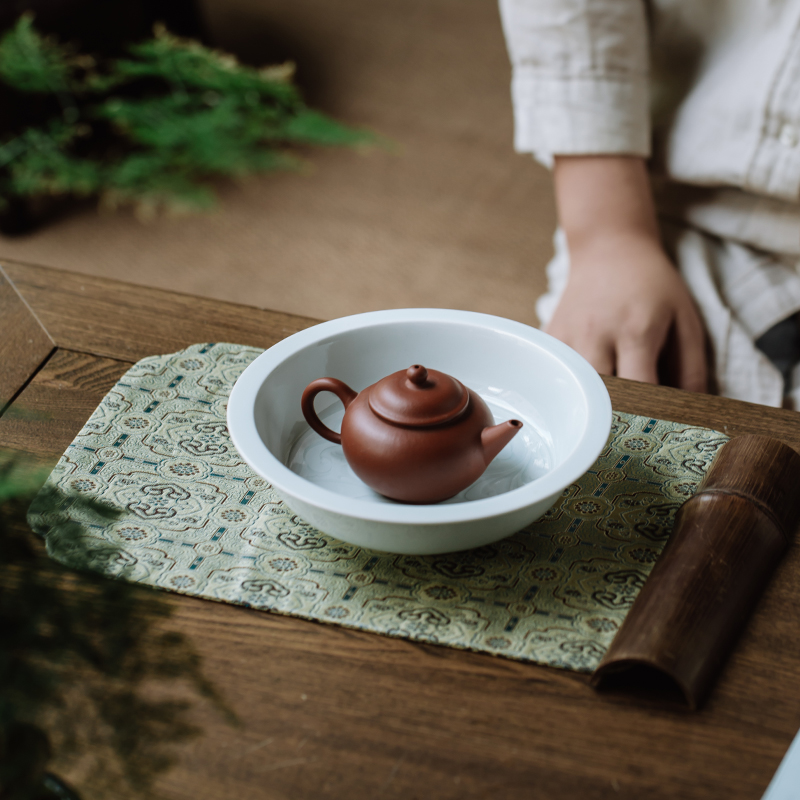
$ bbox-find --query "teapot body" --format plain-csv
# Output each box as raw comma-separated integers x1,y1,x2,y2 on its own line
341,388,495,504
300,365,522,504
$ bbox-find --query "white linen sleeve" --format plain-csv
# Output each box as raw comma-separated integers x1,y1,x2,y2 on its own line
498,0,651,166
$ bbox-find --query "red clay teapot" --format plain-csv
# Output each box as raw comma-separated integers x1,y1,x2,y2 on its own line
301,364,522,503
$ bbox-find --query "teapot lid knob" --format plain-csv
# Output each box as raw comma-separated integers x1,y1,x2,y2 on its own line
368,364,469,427
406,365,429,386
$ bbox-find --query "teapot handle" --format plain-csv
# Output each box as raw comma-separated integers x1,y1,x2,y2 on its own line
301,378,358,445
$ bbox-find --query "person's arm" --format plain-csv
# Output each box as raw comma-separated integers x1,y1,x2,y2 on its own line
548,155,707,391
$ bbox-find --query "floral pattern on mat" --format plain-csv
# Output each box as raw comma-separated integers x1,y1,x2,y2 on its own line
28,343,728,673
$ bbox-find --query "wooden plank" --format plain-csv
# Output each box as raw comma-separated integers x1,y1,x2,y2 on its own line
144,593,798,800
606,376,800,447
0,349,130,462
0,264,54,409
4,350,800,799
1,260,317,363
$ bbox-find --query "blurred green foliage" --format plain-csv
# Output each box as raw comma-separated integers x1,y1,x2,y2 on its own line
0,15,374,218
1,453,235,799
0,15,75,94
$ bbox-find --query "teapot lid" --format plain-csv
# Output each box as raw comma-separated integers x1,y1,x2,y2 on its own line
368,365,469,427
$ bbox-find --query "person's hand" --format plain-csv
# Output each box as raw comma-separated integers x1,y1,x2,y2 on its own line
550,155,707,392
547,231,707,391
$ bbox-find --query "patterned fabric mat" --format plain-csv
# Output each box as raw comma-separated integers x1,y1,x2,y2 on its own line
29,343,729,673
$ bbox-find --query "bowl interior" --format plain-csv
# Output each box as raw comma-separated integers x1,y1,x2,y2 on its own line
252,318,593,504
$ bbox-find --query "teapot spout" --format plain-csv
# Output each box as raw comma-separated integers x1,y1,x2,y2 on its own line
481,419,523,466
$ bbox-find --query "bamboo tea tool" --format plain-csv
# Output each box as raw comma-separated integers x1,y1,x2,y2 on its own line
592,434,800,708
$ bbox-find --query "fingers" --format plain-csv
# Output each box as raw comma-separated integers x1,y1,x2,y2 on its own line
605,309,666,384
580,337,616,377
615,338,661,384
548,320,660,382
545,319,616,377
613,316,707,391
543,265,709,392
614,308,707,391
672,305,708,393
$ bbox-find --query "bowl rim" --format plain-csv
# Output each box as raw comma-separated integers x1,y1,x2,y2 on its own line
227,308,612,525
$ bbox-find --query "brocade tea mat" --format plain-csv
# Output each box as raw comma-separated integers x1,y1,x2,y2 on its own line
28,343,729,673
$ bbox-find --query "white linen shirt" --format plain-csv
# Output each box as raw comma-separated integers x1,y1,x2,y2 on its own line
499,0,800,406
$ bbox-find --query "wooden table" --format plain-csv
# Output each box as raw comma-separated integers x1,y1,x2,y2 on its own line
3,259,800,800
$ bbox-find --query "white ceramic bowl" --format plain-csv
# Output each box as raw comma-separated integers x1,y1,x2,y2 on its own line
227,309,611,555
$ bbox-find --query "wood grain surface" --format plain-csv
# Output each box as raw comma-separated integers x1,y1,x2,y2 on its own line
0,349,130,461
3,261,800,800
1,259,317,363
0,264,54,409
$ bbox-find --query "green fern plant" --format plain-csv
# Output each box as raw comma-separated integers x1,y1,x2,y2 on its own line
0,15,373,218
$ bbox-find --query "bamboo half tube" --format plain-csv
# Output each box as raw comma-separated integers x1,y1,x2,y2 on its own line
591,435,800,709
